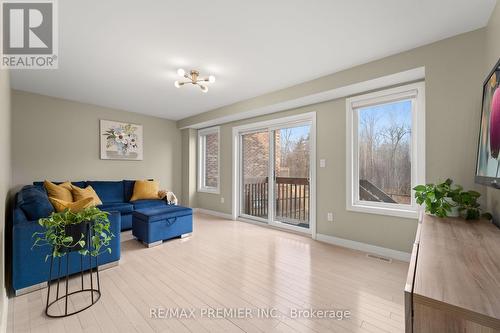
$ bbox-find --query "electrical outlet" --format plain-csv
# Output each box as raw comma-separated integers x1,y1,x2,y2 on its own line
320,159,326,168
220,197,225,203
327,212,334,222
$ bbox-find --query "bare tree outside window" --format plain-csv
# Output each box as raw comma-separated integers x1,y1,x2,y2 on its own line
274,125,311,227
358,100,412,205
276,126,310,178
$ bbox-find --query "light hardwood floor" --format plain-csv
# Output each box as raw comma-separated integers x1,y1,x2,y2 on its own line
7,213,408,333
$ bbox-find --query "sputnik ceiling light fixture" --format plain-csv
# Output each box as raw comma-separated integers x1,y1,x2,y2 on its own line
174,69,215,93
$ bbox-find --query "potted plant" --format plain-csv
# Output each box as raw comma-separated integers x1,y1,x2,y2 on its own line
451,190,493,220
413,179,492,220
413,179,461,217
32,207,114,260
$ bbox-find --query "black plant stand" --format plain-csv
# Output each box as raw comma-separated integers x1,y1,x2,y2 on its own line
45,222,101,318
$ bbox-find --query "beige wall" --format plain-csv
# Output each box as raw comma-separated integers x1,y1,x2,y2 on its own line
11,91,182,197
486,3,500,75
485,3,500,221
186,28,486,253
0,70,11,327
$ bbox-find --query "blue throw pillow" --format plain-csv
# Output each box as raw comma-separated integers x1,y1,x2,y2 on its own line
17,185,54,221
87,181,124,203
123,180,136,202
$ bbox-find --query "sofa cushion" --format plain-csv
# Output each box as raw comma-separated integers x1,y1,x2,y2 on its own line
133,205,192,222
121,213,133,230
17,186,54,220
131,199,166,210
98,203,134,214
123,180,135,202
87,181,124,203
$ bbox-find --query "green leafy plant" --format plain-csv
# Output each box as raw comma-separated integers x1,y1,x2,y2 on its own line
413,179,460,217
451,190,493,221
33,207,114,260
413,179,492,220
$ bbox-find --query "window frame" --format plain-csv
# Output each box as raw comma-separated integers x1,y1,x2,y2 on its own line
198,126,221,194
345,82,425,219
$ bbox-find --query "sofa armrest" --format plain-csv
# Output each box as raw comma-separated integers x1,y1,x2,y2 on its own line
13,208,28,225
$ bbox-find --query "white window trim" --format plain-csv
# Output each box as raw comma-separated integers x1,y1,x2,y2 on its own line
198,126,220,194
346,82,425,219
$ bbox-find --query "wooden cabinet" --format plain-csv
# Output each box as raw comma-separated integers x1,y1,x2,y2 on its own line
405,213,500,333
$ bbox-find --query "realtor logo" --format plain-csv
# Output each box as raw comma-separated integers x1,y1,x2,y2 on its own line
1,0,58,69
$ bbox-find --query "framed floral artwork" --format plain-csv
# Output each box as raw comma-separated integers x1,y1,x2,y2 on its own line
100,120,143,160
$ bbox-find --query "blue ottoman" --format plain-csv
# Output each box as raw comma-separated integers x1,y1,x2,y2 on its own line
132,206,193,247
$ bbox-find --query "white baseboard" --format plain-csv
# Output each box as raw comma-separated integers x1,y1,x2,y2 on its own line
0,287,8,333
194,208,234,220
316,233,411,262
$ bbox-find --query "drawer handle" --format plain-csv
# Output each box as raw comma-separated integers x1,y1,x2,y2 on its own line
165,217,177,226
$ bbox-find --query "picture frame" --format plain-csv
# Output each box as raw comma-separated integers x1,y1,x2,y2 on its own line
100,120,143,160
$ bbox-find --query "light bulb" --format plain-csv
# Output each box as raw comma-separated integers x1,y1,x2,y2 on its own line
177,68,185,77
200,85,208,93
174,80,181,88
208,75,216,83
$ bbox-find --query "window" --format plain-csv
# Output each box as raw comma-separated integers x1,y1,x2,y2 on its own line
346,82,425,218
198,127,220,193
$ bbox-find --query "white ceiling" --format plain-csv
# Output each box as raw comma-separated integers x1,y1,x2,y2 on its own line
10,0,497,121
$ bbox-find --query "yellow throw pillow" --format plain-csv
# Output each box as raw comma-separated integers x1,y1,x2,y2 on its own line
49,197,94,213
130,180,160,201
71,185,102,206
44,181,74,202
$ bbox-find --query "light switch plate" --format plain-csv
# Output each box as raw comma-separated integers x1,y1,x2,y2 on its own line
320,159,326,168
327,212,334,222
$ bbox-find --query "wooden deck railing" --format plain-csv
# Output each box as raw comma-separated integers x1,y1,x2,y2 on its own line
243,177,309,224
244,179,269,217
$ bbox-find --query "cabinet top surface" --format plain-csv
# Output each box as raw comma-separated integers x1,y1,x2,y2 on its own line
414,214,500,321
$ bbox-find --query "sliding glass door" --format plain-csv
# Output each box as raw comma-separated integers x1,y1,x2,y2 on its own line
273,125,311,229
240,130,270,221
238,119,313,233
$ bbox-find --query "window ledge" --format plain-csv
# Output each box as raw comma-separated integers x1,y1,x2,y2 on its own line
347,203,418,220
198,188,220,194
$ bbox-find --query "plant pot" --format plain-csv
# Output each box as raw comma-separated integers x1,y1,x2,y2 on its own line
62,221,90,252
448,206,460,217
444,198,460,217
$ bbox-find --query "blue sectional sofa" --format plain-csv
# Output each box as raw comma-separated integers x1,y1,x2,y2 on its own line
32,180,171,230
12,179,172,294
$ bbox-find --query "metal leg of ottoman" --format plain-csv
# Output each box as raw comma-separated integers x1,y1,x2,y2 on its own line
145,240,162,248
181,233,192,238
